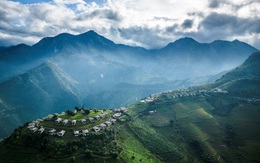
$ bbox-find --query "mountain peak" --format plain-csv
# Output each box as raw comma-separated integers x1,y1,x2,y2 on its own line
172,37,199,45
76,30,115,47
77,30,100,38
165,37,199,48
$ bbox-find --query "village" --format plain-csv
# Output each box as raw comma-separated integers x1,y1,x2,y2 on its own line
27,107,128,137
26,87,239,137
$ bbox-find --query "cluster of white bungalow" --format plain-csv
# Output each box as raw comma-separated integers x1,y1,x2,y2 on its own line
27,122,45,134
27,108,127,137
47,117,118,137
55,112,109,125
161,88,229,100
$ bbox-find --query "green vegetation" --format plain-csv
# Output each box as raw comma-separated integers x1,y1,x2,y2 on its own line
1,87,260,162
1,52,260,162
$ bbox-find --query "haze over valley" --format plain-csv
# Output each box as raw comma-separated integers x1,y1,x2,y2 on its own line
0,30,258,139
0,0,260,162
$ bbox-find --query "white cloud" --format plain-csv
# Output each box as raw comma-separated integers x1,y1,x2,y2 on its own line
0,0,259,49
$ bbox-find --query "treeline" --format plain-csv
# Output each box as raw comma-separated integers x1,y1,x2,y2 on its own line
66,106,104,116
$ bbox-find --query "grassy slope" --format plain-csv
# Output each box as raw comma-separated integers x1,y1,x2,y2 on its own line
1,91,260,163
1,52,260,162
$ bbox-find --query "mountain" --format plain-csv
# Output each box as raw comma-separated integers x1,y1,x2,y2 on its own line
0,62,81,139
0,31,258,82
0,31,258,139
156,37,258,78
207,51,260,97
0,52,259,162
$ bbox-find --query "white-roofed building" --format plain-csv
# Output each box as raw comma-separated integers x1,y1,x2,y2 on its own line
38,127,45,134
105,121,112,126
99,123,106,129
93,126,100,132
89,117,94,122
55,118,62,124
110,118,117,123
71,120,77,125
81,119,86,123
94,115,100,120
62,119,69,125
49,129,56,135
113,113,122,118
82,129,89,136
30,127,38,133
57,130,66,137
73,130,80,136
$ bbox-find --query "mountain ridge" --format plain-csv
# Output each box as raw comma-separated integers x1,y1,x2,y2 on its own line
0,30,259,140
0,51,259,162
0,61,81,139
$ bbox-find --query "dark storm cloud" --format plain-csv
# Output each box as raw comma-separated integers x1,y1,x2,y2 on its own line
77,9,122,21
115,26,171,49
182,19,193,29
208,0,222,8
201,12,260,35
202,13,238,29
165,24,178,33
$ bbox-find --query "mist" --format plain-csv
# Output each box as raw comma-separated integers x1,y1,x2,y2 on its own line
0,31,258,139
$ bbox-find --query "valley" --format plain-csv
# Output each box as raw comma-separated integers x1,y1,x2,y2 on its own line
1,85,259,162
0,31,260,163
1,30,258,140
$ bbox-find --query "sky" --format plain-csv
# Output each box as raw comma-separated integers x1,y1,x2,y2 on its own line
0,0,259,49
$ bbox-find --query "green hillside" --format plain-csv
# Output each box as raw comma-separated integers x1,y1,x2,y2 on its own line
0,62,81,139
0,52,260,162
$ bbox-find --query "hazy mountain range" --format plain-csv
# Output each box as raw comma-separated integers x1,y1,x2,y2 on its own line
0,30,258,139
0,51,259,162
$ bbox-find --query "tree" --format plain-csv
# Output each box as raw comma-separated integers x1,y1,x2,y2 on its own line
84,109,90,115
75,106,81,112
66,109,75,116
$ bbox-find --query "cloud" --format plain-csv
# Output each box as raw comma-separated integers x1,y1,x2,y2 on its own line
76,9,122,21
0,0,259,50
182,19,193,29
201,12,260,35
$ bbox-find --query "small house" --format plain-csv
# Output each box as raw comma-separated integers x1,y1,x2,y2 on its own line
30,127,38,133
47,114,54,119
93,126,100,132
120,107,128,112
81,119,86,123
99,113,106,118
99,123,106,129
38,127,45,134
71,120,77,125
73,130,80,136
28,122,35,127
82,129,89,136
27,125,35,129
110,118,116,123
36,119,43,122
55,118,62,124
89,117,94,122
57,130,66,137
62,119,69,125
94,115,100,120
105,121,112,126
49,129,56,135
149,110,156,114
113,113,122,118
